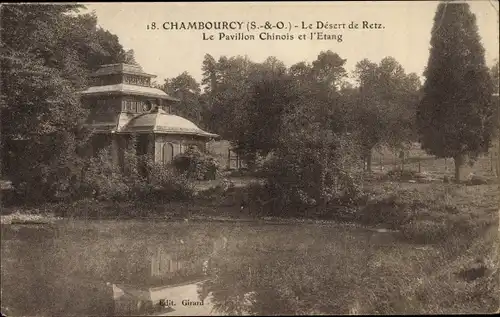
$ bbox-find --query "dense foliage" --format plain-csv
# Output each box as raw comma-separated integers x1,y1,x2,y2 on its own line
0,4,128,202
352,57,422,170
172,147,221,181
81,144,195,203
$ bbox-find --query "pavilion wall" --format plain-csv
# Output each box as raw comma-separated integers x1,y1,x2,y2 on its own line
154,134,208,164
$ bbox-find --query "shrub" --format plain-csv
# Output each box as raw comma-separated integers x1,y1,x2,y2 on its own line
144,160,195,202
260,132,364,218
384,168,419,181
81,146,195,203
466,175,489,185
80,148,133,201
172,147,221,181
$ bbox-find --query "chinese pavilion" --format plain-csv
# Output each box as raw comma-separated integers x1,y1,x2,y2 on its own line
80,63,219,166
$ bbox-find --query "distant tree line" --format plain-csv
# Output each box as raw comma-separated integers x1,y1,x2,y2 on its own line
163,53,422,170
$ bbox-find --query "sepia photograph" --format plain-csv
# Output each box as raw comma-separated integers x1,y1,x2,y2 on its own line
0,1,499,315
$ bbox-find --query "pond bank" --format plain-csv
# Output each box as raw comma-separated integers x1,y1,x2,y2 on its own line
2,182,497,235
0,212,63,225
0,207,398,235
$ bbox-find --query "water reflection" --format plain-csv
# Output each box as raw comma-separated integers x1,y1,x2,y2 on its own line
111,236,227,316
0,222,229,316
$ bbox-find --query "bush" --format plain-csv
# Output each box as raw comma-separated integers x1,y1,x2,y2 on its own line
172,147,221,181
81,146,195,203
259,132,364,218
384,169,419,181
466,175,489,185
143,160,195,202
80,148,134,201
357,194,408,228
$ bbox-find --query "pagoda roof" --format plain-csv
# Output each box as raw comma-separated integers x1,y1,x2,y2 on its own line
80,84,180,101
90,63,156,78
117,108,219,139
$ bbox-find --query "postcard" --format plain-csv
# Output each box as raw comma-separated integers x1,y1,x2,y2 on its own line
0,1,499,316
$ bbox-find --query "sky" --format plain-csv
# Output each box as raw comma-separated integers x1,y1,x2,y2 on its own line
84,1,499,85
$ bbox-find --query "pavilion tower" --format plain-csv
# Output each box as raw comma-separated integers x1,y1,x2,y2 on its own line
80,63,218,167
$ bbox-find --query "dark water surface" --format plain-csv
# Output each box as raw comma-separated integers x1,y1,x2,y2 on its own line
1,220,402,316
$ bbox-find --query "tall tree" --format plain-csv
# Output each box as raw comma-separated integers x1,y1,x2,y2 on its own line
123,49,139,65
311,50,347,91
352,57,420,172
0,4,126,202
201,55,256,138
200,54,219,130
162,72,202,123
491,60,499,94
417,2,494,182
232,57,294,162
490,60,500,142
201,53,218,94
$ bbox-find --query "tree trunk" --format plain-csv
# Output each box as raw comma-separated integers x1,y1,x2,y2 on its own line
366,150,372,173
453,154,463,183
400,151,405,174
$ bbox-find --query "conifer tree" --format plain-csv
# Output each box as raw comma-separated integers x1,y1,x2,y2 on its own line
417,2,494,182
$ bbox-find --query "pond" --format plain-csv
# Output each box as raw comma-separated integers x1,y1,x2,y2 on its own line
1,220,424,316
